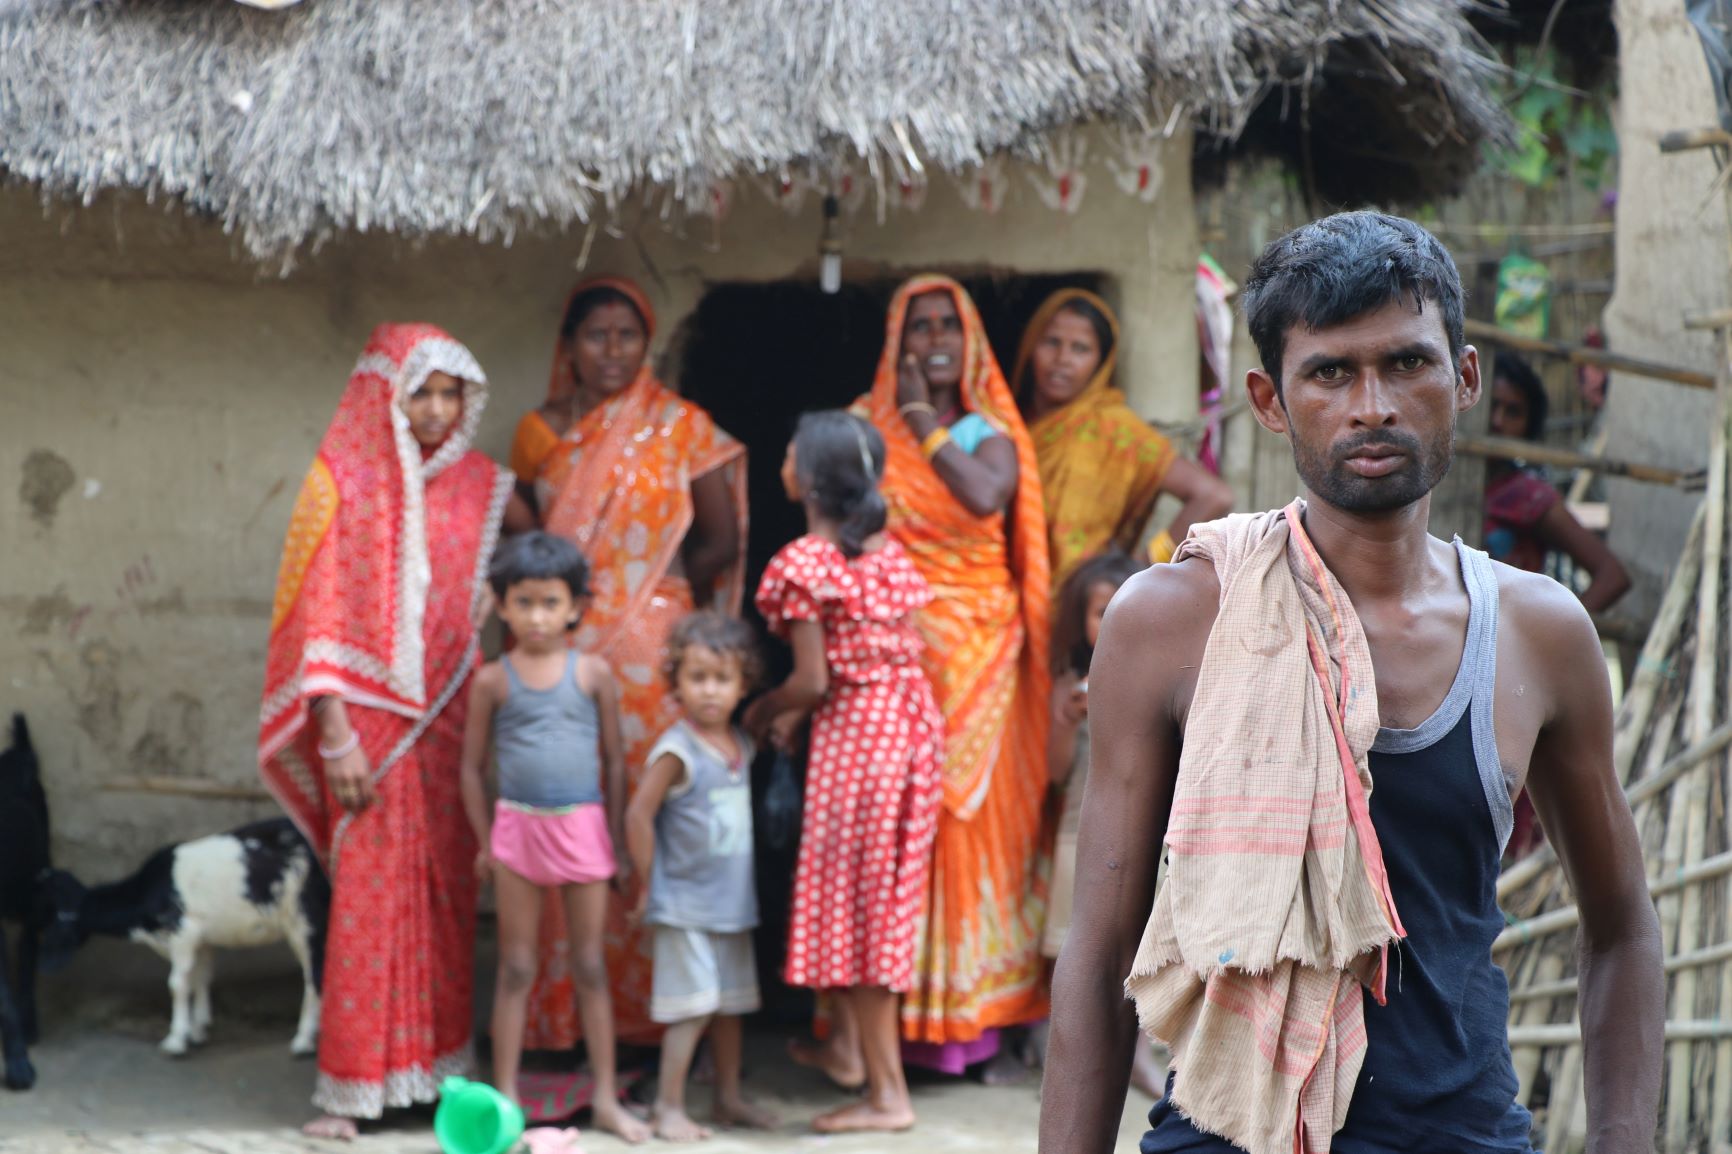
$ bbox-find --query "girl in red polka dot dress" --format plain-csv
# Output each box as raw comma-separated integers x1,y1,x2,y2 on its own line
745,410,945,1134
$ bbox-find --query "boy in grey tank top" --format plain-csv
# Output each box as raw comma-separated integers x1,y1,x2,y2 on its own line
459,532,650,1144
625,612,776,1140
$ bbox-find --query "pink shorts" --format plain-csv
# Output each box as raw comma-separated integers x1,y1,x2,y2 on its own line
491,801,616,887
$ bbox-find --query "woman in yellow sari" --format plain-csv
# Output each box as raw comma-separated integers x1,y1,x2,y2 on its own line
510,277,747,1057
853,275,1052,1073
1013,288,1233,590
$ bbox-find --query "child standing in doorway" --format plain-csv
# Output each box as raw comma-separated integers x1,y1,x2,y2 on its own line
1041,549,1162,1097
459,531,650,1144
625,611,776,1141
746,410,944,1134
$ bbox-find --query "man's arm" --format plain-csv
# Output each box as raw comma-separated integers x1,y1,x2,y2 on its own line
1040,560,1217,1154
1520,581,1662,1154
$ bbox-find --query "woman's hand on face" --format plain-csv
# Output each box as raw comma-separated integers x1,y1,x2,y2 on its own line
327,746,376,813
897,354,932,414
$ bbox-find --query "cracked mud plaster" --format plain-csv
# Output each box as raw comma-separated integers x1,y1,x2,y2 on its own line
20,449,75,527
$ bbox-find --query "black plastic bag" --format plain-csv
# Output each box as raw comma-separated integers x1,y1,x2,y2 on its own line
763,749,803,852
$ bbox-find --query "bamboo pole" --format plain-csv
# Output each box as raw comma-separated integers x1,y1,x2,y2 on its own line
1494,850,1732,954
1614,506,1707,785
1455,435,1698,486
1515,1021,1732,1046
1665,333,1726,1152
1464,319,1717,389
1659,128,1732,153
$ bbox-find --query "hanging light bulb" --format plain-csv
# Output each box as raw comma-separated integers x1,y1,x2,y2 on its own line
819,194,843,295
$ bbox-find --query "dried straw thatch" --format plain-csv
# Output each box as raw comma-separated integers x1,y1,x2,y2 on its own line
0,0,1505,259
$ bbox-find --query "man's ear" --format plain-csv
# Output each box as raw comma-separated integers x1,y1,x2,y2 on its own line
1247,367,1289,435
1456,345,1482,413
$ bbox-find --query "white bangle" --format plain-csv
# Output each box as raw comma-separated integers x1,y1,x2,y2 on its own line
318,731,360,761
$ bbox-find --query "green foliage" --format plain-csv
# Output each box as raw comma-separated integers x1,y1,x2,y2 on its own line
1491,47,1618,189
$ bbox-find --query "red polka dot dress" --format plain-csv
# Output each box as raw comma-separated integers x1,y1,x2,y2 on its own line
756,534,945,992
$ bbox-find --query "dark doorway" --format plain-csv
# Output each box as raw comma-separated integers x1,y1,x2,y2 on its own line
677,269,1109,1021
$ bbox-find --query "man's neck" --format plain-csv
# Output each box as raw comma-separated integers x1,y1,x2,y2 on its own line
1299,495,1444,606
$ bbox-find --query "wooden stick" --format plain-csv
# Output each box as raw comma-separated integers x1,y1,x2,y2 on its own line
1465,319,1717,389
1510,948,1566,1100
1514,1020,1732,1046
1666,333,1725,1151
100,776,273,803
1510,940,1732,1004
1494,848,1732,953
1660,128,1732,153
1614,506,1706,786
1455,435,1697,486
1684,307,1732,331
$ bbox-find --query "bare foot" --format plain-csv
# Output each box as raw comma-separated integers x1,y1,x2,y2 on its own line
652,1103,713,1142
1129,1044,1167,1099
712,1096,777,1130
812,1099,916,1134
593,1098,653,1145
301,1115,359,1141
787,1037,864,1091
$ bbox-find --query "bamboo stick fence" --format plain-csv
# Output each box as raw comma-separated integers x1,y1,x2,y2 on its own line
1494,128,1732,1154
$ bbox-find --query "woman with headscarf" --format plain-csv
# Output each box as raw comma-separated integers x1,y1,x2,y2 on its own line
509,277,748,1054
845,274,1051,1078
1013,288,1234,590
260,323,516,1138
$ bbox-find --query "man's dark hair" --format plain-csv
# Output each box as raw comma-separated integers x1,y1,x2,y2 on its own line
1242,211,1466,397
1493,352,1549,442
488,531,591,601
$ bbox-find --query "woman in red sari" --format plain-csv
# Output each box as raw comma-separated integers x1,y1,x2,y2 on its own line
260,324,516,1138
510,278,747,1051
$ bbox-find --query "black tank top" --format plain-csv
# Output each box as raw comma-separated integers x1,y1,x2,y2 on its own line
1142,542,1533,1154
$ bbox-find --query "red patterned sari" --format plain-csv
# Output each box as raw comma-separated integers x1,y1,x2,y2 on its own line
510,279,747,1047
260,323,513,1118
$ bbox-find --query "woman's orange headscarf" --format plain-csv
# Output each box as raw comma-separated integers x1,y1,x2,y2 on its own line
1013,287,1174,590
862,274,1050,819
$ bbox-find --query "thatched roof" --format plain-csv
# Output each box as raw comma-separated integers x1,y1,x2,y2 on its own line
0,0,1507,259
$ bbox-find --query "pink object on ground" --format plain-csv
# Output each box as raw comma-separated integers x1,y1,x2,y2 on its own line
901,1029,1001,1075
521,1127,585,1154
491,801,615,888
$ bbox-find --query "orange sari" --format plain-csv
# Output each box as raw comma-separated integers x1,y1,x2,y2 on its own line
861,275,1052,1043
1012,288,1175,591
512,279,747,1048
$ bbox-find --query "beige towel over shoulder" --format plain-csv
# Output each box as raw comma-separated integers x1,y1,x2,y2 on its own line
1125,501,1404,1154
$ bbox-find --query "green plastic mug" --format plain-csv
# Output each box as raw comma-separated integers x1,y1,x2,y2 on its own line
434,1076,525,1154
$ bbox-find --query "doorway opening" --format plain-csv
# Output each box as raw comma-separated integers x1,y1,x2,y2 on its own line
675,269,1108,1020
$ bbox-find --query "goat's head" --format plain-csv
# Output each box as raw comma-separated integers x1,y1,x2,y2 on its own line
36,868,87,972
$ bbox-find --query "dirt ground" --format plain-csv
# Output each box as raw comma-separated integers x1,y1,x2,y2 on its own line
1,937,1154,1153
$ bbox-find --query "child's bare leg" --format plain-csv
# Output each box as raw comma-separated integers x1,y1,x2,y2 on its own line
561,880,649,1144
490,865,545,1106
813,987,915,1134
708,1014,775,1129
1129,1037,1166,1099
788,993,864,1090
653,1015,714,1141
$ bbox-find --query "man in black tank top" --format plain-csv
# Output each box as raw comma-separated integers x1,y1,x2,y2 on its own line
1040,212,1662,1154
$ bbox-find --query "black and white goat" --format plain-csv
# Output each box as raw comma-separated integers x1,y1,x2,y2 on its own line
0,714,48,1090
41,818,329,1058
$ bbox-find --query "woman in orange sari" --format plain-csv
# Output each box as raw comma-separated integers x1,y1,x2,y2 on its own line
510,278,747,1054
1013,288,1233,590
852,275,1052,1074
260,324,515,1138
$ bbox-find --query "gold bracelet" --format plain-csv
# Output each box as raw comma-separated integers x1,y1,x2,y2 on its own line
919,427,952,460
899,401,938,420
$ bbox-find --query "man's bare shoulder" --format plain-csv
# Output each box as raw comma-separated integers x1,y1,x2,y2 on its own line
1102,555,1220,667
1487,554,1607,694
